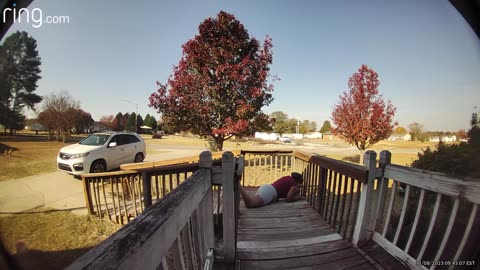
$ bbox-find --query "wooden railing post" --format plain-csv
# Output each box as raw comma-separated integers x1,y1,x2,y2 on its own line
82,177,94,215
221,151,236,264
372,150,391,228
199,151,215,255
352,150,377,246
142,171,152,209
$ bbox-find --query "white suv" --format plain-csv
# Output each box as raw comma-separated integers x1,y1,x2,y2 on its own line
57,132,146,175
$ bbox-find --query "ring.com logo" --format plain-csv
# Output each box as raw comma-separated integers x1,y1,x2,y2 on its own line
2,3,70,28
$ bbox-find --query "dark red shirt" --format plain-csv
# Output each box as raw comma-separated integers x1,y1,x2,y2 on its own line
272,176,297,198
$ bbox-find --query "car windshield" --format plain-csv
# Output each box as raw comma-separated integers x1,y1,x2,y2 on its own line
79,134,110,146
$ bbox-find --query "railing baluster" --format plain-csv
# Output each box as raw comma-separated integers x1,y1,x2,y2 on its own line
131,175,138,217
319,167,327,216
349,179,362,241
343,176,354,239
100,178,111,221
432,198,459,270
121,177,130,222
162,174,166,197
181,222,193,270
95,178,103,217
405,188,425,253
418,193,442,261
160,257,168,270
312,165,319,210
323,169,331,219
393,184,410,245
155,174,160,200
114,178,123,225
329,171,338,224
382,181,397,237
172,238,186,270
450,204,478,270
338,174,348,234
109,177,118,223
333,174,343,230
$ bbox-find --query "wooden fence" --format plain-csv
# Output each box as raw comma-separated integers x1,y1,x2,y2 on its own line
369,150,480,270
70,151,243,269
293,150,370,242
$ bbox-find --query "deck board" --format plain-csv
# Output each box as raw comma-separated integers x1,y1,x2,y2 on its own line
235,191,377,270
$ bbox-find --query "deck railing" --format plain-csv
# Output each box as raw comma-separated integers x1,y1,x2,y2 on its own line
78,148,480,269
82,150,240,224
70,151,243,269
293,150,370,242
369,150,480,270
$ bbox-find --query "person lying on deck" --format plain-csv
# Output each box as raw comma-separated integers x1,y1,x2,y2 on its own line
239,172,304,208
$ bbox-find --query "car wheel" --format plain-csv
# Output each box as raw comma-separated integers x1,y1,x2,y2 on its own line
134,153,144,163
90,160,106,173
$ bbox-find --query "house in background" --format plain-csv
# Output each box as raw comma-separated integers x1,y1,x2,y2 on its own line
388,133,411,141
322,130,336,140
304,132,323,139
93,121,108,132
431,135,457,142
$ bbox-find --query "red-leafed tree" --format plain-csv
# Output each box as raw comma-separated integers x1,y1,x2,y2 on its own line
149,11,276,151
331,65,397,162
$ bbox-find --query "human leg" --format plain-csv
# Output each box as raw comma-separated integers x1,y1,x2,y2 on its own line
239,186,264,208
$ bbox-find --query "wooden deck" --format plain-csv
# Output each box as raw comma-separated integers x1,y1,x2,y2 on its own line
234,190,377,270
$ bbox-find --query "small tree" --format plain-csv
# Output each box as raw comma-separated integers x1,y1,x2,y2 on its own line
149,11,276,151
37,91,80,142
395,126,407,134
74,109,94,134
319,120,332,133
331,65,397,163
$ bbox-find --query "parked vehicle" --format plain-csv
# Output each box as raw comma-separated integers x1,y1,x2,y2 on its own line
279,136,292,143
57,132,146,175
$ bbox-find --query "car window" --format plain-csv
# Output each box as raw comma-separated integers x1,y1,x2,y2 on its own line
128,135,140,143
79,134,110,146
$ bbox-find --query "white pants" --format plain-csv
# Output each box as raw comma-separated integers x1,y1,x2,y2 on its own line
256,184,278,205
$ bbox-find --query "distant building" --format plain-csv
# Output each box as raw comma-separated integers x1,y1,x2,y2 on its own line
322,131,335,140
388,133,412,141
282,133,304,140
304,132,323,139
93,121,108,132
429,135,457,142
254,132,280,141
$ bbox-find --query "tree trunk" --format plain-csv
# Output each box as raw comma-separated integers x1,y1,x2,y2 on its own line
359,149,365,165
213,135,224,151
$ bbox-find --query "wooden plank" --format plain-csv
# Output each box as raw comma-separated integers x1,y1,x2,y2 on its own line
329,171,338,224
417,193,442,261
236,239,352,260
239,215,326,224
431,198,459,270
110,177,119,223
238,225,331,234
181,224,193,270
393,184,410,245
333,173,343,230
338,173,348,234
237,228,336,241
352,151,376,246
383,164,480,204
203,249,215,270
238,218,330,229
382,182,396,237
343,176,354,239
221,151,236,264
237,233,342,249
142,171,152,209
172,238,186,270
160,257,168,270
239,248,360,270
372,232,427,270
449,203,478,270
373,151,391,229
67,168,212,270
405,188,425,253
100,178,111,221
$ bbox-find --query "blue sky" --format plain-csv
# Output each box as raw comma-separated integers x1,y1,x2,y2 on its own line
3,0,480,131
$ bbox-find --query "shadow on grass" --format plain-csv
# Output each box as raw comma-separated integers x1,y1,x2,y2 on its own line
341,155,360,163
12,246,91,270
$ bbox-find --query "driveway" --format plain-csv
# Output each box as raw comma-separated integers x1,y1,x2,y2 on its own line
0,144,206,216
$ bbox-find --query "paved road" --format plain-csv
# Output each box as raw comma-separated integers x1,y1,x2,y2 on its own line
0,144,206,216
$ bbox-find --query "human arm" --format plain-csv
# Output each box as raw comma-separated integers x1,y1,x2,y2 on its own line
285,185,301,202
